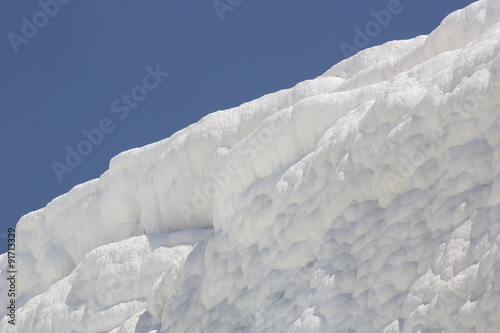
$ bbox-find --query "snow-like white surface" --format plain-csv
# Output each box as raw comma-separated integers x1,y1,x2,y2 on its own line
7,229,212,332
2,0,500,331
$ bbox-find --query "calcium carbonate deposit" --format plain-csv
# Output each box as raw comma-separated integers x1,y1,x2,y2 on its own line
2,0,500,331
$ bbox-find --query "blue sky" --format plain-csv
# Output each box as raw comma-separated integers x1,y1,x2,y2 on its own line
0,0,477,244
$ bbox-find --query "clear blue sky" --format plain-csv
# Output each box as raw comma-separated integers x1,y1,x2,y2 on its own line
0,0,477,245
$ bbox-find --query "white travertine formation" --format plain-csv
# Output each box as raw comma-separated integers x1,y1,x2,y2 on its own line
1,0,500,331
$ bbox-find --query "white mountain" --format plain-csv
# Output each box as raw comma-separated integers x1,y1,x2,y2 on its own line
2,0,500,331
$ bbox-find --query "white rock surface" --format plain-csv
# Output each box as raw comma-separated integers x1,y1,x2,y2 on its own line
2,0,500,331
